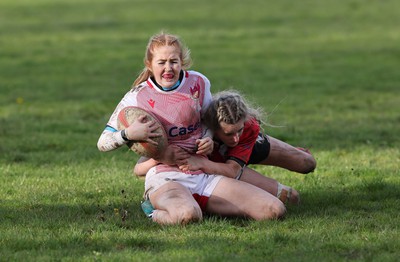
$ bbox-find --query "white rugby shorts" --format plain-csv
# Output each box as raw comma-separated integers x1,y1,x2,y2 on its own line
144,166,223,211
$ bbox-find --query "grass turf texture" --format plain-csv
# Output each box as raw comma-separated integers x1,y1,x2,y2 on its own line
1,0,399,261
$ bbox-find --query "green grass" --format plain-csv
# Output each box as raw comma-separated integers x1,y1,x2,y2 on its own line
1,0,399,261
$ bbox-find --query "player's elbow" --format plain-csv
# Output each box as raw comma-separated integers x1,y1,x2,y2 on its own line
97,136,113,152
133,165,146,177
97,138,105,152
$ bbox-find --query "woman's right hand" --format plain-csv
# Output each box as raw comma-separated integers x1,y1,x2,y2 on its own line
156,144,190,166
125,115,161,145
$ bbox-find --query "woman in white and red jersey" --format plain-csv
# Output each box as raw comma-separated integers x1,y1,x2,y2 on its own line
178,90,317,204
97,32,285,225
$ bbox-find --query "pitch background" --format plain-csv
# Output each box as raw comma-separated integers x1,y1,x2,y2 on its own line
1,0,399,261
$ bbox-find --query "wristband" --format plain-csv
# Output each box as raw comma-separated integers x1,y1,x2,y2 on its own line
235,164,246,180
121,129,129,141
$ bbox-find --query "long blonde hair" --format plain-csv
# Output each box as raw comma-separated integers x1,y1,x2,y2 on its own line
202,90,264,132
132,31,192,88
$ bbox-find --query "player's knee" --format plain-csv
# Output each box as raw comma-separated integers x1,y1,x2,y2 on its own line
300,155,317,174
259,200,286,220
174,205,203,225
272,202,286,219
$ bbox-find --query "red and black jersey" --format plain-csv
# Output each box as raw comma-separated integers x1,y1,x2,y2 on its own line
209,117,260,166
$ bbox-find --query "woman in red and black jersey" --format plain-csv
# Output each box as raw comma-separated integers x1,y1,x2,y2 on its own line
179,90,317,204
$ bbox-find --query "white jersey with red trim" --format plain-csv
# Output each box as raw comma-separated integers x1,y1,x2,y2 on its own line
106,70,212,154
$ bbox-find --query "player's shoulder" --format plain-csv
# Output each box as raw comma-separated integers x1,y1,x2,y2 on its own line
244,117,260,135
126,82,152,97
130,82,149,93
246,117,260,127
186,70,210,84
118,82,150,106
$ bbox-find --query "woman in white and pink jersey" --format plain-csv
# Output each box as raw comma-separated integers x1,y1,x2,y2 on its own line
97,32,285,225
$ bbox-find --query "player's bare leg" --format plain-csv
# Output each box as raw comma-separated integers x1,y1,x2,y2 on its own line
240,167,300,205
149,182,202,225
259,136,316,174
206,177,286,220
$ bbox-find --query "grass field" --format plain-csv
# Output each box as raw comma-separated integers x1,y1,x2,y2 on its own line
1,0,399,261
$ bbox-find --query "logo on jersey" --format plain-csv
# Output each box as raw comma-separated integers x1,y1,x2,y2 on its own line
168,122,200,137
147,99,155,108
190,84,200,100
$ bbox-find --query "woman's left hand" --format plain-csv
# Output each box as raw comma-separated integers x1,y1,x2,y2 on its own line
195,137,213,155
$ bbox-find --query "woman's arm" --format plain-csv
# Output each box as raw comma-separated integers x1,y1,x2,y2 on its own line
179,156,243,179
97,129,127,152
97,115,161,152
133,144,192,176
134,157,159,177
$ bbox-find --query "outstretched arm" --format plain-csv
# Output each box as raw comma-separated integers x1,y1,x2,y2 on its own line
179,156,243,179
179,156,300,205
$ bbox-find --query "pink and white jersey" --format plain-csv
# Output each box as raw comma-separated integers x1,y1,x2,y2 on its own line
107,70,212,154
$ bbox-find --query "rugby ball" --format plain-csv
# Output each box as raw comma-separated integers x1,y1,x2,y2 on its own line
117,106,168,158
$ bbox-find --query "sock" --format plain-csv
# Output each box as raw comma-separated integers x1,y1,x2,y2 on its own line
277,183,292,204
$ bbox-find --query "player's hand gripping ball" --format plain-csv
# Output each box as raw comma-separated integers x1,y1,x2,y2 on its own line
117,106,168,158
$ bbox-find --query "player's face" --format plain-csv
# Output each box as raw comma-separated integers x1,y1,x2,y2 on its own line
215,119,245,147
149,45,182,88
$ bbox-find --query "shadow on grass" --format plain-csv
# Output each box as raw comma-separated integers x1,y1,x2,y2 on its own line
0,201,167,256
2,179,398,229
290,180,400,220
1,181,399,261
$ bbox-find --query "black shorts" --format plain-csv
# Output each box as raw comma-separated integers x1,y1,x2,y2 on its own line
248,133,271,164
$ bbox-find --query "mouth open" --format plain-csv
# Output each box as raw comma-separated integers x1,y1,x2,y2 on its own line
162,73,174,80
